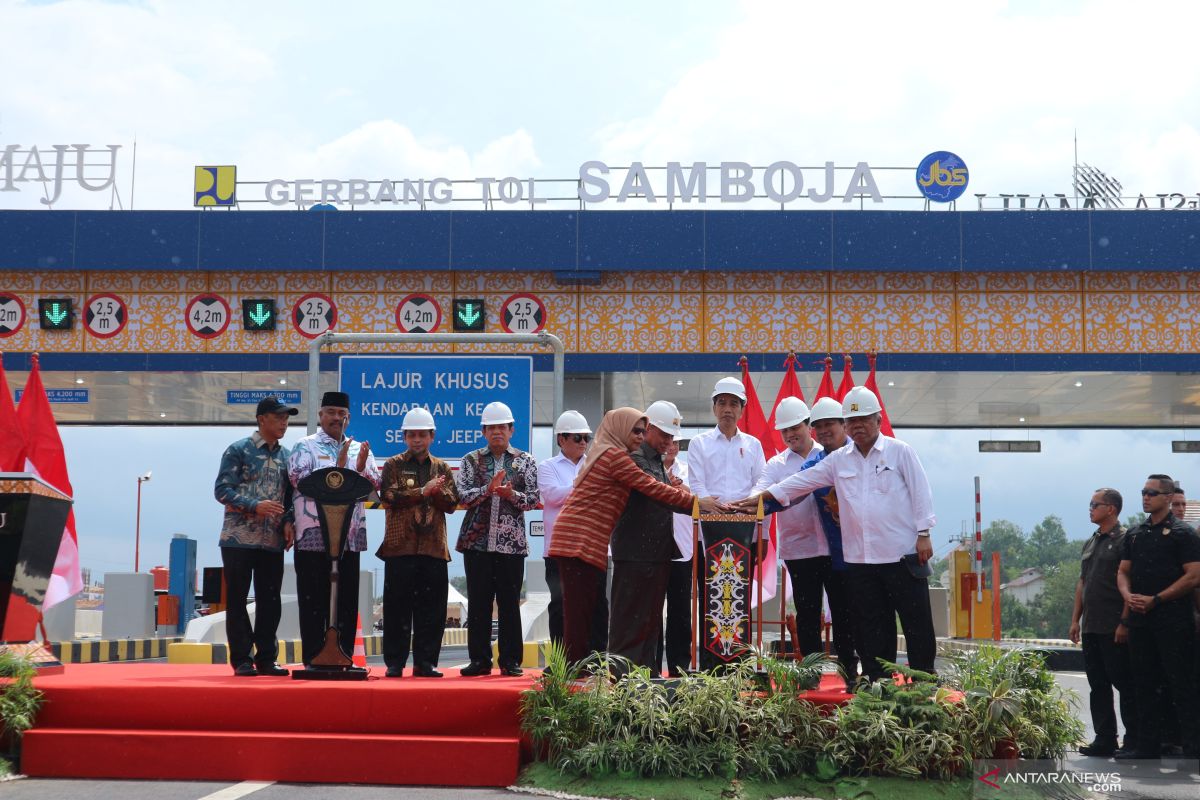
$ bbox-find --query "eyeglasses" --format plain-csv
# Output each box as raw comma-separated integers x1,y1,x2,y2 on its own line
563,433,590,443
1088,502,1111,509
1141,489,1167,497
631,427,646,436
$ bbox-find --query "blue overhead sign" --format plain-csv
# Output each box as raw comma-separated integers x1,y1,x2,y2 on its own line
338,355,533,460
14,388,89,404
227,390,302,405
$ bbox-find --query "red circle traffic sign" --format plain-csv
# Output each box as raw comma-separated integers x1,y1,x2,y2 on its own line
84,293,127,339
185,293,231,339
501,292,546,334
395,293,442,333
0,292,27,337
292,293,337,339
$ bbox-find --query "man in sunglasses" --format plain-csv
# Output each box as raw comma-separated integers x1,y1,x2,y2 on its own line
537,410,603,649
1070,488,1136,758
1116,474,1200,760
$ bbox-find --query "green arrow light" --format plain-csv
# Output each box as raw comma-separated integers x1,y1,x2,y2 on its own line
458,303,481,326
249,303,271,326
45,303,68,325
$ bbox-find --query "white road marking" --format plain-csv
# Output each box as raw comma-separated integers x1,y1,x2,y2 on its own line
197,781,274,800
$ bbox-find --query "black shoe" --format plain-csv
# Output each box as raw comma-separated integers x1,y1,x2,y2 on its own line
413,664,443,678
1161,743,1184,757
385,666,404,678
460,661,492,677
233,662,257,677
1080,740,1117,758
255,662,289,677
499,665,524,677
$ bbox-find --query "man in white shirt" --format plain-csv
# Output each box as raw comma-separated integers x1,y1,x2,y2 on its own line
536,410,605,649
737,386,936,682
752,398,829,663
687,376,766,669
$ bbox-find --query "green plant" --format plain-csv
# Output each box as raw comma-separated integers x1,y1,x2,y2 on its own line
754,649,830,695
942,645,1084,759
0,649,43,741
824,662,970,779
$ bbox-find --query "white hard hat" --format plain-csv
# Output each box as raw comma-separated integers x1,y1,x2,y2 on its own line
773,397,810,430
645,400,682,437
711,376,747,402
842,386,882,419
401,407,436,431
481,401,515,426
554,410,591,434
808,397,844,424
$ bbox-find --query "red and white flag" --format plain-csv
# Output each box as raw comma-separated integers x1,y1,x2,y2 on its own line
737,357,778,606
16,354,83,608
835,354,856,401
863,352,895,437
0,357,26,472
814,356,835,401
765,352,803,454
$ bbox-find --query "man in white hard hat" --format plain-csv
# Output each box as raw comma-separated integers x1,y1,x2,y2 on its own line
289,391,381,669
454,401,539,676
785,396,860,685
538,410,605,649
377,407,459,678
751,397,829,665
736,386,936,682
687,376,766,669
609,400,687,673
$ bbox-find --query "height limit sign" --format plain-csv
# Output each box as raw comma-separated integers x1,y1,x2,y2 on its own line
501,293,546,334
395,294,442,333
292,293,337,338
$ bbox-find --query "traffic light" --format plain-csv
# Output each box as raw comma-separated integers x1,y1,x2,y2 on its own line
452,298,485,332
242,299,276,331
38,298,74,330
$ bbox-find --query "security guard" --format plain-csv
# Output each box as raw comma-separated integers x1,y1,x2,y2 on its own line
377,408,458,678
1116,473,1200,759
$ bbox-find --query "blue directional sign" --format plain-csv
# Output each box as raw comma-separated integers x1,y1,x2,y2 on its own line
338,355,533,460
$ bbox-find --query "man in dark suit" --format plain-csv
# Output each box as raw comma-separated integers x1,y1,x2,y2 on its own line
608,400,688,675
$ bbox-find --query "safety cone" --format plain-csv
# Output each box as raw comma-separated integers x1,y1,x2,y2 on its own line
352,614,367,668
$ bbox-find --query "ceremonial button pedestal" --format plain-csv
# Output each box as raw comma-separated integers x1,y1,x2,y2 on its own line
292,467,373,681
0,472,73,673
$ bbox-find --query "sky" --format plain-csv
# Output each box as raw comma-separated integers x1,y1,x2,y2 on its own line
7,0,1200,582
4,0,1200,208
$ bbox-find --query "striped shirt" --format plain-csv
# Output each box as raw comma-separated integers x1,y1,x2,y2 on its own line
549,447,694,571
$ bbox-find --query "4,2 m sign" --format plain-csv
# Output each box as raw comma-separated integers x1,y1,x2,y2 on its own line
338,355,533,460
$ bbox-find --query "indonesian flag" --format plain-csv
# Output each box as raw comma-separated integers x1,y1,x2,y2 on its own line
16,354,83,608
765,352,803,454
863,352,895,437
835,354,856,401
814,356,835,401
0,357,26,471
737,357,777,606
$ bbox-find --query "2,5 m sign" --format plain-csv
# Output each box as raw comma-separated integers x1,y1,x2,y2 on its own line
337,355,533,460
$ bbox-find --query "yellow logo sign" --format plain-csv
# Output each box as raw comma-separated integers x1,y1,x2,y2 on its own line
917,160,967,188
194,166,237,207
325,470,345,490
849,403,859,412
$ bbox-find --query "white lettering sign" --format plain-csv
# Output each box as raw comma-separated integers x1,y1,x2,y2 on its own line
0,144,122,205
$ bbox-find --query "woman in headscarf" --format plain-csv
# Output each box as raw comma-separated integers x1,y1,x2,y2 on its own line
548,407,726,665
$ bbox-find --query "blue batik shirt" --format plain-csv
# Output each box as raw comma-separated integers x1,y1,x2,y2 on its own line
214,432,293,552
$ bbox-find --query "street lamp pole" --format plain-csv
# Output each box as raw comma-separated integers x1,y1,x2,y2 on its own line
135,471,152,572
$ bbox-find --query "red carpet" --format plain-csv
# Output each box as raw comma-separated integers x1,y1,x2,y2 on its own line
23,663,531,786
